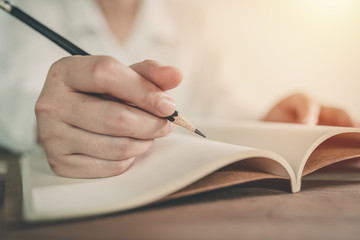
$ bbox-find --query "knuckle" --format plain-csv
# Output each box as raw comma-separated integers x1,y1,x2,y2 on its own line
35,118,50,143
47,155,64,176
92,56,121,91
35,96,62,124
95,137,134,160
150,93,164,112
115,138,133,159
47,58,66,79
113,138,150,160
141,59,159,67
35,94,56,116
34,97,47,116
103,106,134,136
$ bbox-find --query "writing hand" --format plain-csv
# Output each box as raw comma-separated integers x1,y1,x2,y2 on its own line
35,56,182,178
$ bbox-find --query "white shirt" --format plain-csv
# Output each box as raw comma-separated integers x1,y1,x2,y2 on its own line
0,0,256,152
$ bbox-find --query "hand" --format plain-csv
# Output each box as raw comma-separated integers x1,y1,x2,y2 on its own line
262,93,356,127
35,56,182,178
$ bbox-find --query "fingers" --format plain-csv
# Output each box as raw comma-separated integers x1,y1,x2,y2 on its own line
65,126,153,161
38,117,154,178
51,56,176,117
263,93,320,125
39,122,152,178
48,154,136,178
37,56,183,178
130,60,183,91
287,93,320,125
263,93,357,128
61,92,175,139
319,106,355,127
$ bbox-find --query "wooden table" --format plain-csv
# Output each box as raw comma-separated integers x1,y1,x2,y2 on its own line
1,150,360,240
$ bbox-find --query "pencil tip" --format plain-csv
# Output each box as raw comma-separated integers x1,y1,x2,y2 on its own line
195,129,206,138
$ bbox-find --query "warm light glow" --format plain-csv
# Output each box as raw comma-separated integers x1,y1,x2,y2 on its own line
198,1,360,120
309,0,354,14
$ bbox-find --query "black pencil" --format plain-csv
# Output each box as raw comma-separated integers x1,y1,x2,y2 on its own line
0,0,206,138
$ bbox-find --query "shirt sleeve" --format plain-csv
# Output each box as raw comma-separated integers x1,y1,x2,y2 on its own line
0,0,67,152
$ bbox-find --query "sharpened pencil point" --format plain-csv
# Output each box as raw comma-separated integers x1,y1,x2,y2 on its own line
167,111,205,138
0,1,11,12
195,129,206,138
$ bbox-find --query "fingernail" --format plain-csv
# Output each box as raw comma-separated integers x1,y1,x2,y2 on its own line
158,94,176,116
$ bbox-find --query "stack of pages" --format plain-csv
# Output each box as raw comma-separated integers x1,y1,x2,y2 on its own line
20,121,360,221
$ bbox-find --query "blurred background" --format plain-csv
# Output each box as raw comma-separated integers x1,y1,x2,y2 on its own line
0,0,359,121
204,0,360,120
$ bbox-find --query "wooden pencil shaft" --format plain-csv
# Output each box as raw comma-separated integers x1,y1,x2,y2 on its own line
167,111,195,132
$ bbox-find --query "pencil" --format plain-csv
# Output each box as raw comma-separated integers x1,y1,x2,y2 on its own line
0,0,206,138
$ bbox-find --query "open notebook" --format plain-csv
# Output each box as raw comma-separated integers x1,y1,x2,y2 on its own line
20,121,360,221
